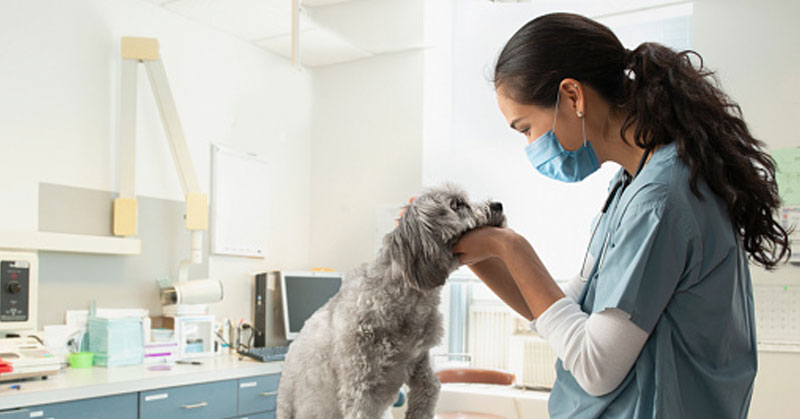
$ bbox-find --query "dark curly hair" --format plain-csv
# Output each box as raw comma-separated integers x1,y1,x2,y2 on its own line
494,12,790,269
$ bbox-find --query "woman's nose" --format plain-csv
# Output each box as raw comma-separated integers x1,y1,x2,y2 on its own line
489,201,503,212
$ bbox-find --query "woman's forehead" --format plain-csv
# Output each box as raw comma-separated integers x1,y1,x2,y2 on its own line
496,91,549,124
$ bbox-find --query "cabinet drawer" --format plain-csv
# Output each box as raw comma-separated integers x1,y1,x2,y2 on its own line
239,412,275,419
26,393,137,419
0,410,28,419
140,379,237,419
237,374,280,415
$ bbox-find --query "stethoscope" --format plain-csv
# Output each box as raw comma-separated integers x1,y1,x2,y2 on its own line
579,147,653,280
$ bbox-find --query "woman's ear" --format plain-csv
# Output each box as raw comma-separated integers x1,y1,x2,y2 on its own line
560,78,585,117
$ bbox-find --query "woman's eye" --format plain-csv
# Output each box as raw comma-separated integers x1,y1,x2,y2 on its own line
521,128,530,135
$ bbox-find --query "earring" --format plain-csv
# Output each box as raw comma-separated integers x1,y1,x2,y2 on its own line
577,111,584,118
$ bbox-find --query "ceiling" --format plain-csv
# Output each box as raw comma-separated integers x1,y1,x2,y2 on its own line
144,0,426,67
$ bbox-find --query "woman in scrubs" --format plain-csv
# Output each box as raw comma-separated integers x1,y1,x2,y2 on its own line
452,12,790,418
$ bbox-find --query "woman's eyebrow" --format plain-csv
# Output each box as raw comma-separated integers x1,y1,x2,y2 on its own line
509,117,523,130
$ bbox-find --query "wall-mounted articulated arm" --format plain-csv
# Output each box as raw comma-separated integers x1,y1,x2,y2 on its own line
113,52,140,237
114,37,208,281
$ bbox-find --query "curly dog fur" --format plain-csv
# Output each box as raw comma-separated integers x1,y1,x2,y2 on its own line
277,184,506,419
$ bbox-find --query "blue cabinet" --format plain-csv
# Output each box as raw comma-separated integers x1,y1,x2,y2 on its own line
25,393,138,419
238,374,279,415
140,379,238,419
1,372,280,419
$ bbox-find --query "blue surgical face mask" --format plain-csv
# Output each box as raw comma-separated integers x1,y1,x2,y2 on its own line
524,89,600,182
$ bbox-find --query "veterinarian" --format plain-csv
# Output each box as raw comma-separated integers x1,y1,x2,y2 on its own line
452,12,789,418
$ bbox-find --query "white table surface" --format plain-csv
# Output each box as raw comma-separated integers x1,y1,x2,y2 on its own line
0,354,282,410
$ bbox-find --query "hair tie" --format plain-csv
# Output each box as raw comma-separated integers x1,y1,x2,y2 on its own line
623,48,636,67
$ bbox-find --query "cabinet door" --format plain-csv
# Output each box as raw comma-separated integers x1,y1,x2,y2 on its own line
140,379,237,419
26,393,137,419
237,374,280,415
0,409,29,419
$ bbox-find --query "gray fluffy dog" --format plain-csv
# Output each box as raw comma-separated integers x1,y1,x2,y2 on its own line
277,184,506,419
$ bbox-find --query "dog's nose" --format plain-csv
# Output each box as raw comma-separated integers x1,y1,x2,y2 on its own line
489,201,503,212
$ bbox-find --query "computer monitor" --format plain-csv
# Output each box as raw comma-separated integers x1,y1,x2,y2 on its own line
280,271,342,340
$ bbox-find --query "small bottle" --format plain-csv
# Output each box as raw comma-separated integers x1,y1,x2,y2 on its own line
216,322,224,355
233,326,241,352
223,318,232,355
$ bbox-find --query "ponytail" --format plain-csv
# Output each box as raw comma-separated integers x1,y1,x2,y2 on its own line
494,13,790,269
620,43,789,268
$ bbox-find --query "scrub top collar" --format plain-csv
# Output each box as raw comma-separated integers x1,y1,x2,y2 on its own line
602,147,653,214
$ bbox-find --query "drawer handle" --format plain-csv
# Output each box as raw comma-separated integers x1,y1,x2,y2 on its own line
181,401,209,409
144,393,169,402
260,391,278,397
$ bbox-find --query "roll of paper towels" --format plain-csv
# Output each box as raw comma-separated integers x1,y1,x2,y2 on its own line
173,279,223,304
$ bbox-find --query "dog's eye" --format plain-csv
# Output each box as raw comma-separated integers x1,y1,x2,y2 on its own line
450,199,468,212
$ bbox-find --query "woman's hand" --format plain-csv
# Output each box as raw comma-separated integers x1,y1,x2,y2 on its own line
452,227,517,265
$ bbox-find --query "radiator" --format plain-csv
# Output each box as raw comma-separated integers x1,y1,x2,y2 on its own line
508,334,558,389
467,303,514,370
468,302,558,389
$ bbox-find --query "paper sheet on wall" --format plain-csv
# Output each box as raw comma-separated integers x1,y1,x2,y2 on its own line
210,144,270,258
780,206,800,263
772,148,800,263
772,147,800,205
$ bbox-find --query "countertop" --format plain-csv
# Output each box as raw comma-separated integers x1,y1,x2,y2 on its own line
0,354,282,410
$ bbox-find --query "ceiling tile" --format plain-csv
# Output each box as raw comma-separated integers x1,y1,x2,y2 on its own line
164,0,314,40
304,0,425,54
255,27,372,67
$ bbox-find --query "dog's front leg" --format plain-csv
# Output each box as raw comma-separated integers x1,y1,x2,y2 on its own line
339,388,386,419
337,360,388,419
404,352,440,419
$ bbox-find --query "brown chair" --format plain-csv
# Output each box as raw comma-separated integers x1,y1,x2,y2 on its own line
434,368,516,419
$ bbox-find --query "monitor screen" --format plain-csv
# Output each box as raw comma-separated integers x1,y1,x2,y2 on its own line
281,272,342,340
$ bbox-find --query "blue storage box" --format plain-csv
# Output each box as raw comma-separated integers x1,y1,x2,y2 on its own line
88,316,144,367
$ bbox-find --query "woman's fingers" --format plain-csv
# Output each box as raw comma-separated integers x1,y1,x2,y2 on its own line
393,196,416,227
453,227,518,266
456,253,478,266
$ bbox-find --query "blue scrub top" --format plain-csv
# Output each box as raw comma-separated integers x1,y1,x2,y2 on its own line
548,142,758,418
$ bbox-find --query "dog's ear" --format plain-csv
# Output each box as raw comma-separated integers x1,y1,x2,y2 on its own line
385,205,452,290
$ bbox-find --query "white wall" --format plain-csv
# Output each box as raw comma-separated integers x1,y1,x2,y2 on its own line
309,50,424,272
0,0,313,324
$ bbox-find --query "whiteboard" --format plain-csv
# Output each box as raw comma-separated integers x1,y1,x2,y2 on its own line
210,144,269,257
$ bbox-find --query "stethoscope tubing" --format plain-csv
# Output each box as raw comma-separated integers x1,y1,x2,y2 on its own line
580,148,653,280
